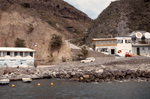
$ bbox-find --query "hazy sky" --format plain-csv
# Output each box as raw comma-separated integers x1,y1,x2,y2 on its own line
63,0,116,19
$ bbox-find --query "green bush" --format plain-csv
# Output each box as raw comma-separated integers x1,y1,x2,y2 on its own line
50,34,62,48
62,57,66,62
81,46,88,57
76,46,88,59
4,41,8,47
14,38,26,47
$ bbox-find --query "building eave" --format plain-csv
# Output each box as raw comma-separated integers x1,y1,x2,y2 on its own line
0,47,35,52
132,44,150,47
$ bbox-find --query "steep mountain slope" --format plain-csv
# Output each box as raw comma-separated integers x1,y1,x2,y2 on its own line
0,0,92,64
0,0,92,39
85,0,150,43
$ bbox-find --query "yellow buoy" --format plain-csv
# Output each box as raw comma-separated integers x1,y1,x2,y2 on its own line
11,84,15,88
80,77,83,80
37,83,40,86
51,83,54,86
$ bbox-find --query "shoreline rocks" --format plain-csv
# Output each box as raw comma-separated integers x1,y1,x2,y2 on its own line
0,66,150,83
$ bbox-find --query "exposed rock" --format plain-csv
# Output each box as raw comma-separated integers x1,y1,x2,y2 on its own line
83,75,90,79
95,69,103,74
0,0,92,63
86,0,150,43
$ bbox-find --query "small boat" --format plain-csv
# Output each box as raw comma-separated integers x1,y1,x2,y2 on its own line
0,79,10,85
22,78,32,83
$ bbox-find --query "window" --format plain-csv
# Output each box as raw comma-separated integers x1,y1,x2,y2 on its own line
0,52,1,57
143,47,144,50
113,40,116,44
30,52,33,57
25,52,29,57
14,52,18,56
105,41,107,44
109,41,111,44
3,52,6,57
125,40,128,43
117,40,119,43
101,41,103,44
7,52,10,56
101,48,108,52
148,47,150,50
121,40,123,43
117,40,123,43
20,52,23,57
96,41,99,44
128,40,131,43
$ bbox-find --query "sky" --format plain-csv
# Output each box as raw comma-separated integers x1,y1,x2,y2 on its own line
63,0,116,19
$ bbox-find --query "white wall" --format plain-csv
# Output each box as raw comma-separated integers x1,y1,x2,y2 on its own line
132,46,150,56
0,51,34,67
96,46,116,54
116,37,132,56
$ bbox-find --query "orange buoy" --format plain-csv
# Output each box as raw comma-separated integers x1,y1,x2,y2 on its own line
11,84,15,88
51,83,54,86
37,83,40,86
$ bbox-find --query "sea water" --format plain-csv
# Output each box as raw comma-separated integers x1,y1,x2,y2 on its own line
0,79,150,99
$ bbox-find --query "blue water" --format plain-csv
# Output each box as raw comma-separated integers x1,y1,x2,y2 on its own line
0,79,150,99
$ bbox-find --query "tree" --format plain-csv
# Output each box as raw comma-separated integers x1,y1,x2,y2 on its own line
77,46,88,59
50,34,62,48
14,38,26,47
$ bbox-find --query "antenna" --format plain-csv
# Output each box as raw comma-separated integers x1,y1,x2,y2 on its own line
144,32,150,44
136,32,142,39
144,32,150,39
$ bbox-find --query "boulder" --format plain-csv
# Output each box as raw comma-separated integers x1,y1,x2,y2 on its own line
65,74,71,79
83,75,90,79
95,69,104,74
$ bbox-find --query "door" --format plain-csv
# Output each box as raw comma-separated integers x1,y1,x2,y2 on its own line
137,48,140,55
111,49,115,54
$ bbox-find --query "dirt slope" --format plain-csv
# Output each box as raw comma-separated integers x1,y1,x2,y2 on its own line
0,0,92,64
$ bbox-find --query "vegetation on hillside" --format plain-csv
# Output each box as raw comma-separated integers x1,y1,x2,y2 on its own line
50,34,62,48
14,38,26,47
76,46,88,59
0,0,91,63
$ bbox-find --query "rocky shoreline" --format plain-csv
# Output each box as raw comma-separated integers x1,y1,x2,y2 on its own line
0,66,150,83
0,56,150,83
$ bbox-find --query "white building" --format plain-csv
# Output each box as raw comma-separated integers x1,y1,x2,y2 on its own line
0,47,35,67
132,44,150,56
115,36,132,56
91,38,117,55
92,31,150,57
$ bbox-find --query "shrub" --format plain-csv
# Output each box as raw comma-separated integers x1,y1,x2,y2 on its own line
14,38,26,47
4,41,8,47
22,3,30,8
47,53,54,62
27,24,34,33
81,46,88,57
62,57,66,62
92,44,96,51
76,46,88,59
50,34,62,48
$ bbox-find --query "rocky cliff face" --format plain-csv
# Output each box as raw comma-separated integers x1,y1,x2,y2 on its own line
85,0,150,43
0,0,92,63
